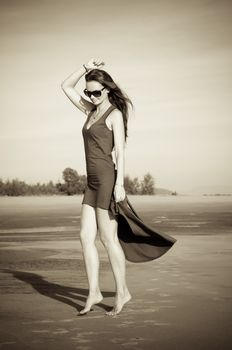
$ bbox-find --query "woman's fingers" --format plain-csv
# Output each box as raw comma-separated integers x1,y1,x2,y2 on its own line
86,58,105,69
93,58,105,66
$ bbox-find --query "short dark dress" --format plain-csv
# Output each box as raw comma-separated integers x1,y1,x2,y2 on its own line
81,104,117,210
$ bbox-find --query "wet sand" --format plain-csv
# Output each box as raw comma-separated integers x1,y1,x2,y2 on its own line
0,195,232,349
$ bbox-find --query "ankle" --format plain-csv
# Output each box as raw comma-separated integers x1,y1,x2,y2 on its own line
116,286,130,297
88,288,101,296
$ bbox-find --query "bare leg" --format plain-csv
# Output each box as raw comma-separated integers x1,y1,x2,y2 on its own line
79,204,103,314
96,207,131,316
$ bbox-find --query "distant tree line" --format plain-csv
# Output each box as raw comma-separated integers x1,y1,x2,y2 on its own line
0,167,155,196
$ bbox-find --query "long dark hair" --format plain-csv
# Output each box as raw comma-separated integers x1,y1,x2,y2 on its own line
85,69,133,142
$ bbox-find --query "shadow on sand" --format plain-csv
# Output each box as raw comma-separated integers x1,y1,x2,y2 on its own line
1,269,114,313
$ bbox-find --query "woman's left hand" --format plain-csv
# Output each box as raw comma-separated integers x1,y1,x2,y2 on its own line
114,184,126,203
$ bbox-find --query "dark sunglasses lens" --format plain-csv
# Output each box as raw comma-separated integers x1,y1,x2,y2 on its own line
92,91,101,97
84,88,104,98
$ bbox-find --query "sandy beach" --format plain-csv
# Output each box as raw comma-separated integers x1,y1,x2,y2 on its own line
0,195,232,350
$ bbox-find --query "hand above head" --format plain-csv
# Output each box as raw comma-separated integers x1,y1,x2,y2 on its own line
84,58,105,72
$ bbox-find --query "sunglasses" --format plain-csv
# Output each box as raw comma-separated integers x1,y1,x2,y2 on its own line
83,87,106,98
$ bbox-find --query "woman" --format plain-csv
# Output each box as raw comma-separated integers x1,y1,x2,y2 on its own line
61,58,133,316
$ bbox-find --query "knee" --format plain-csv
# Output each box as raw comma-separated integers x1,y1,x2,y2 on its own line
99,230,117,247
79,229,95,246
79,230,87,244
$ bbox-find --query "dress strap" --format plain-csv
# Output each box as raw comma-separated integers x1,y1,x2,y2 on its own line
101,105,116,121
85,105,116,130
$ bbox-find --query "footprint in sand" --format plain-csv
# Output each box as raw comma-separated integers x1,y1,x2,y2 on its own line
119,336,145,348
70,336,92,347
78,331,99,336
75,339,91,344
143,320,170,326
112,338,126,344
159,293,171,297
118,308,159,316
116,323,133,328
121,320,135,325
52,328,69,334
121,341,139,347
31,330,50,333
159,305,176,308
146,288,159,291
23,319,54,324
59,318,76,323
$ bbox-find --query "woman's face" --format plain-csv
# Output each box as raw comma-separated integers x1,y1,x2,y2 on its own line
85,80,109,105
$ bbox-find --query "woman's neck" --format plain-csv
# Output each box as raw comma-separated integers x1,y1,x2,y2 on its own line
95,100,112,114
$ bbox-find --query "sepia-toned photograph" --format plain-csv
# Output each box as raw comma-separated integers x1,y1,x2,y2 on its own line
0,0,231,349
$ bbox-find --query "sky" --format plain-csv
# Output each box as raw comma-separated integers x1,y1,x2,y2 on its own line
1,0,231,194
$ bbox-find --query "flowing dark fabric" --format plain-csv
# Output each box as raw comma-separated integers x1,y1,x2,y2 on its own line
109,195,177,263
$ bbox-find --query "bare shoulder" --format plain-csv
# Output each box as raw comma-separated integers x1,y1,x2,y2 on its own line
109,108,123,123
106,108,123,131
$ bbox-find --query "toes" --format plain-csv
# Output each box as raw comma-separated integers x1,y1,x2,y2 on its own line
78,308,94,315
105,309,119,316
106,311,116,316
105,309,114,316
79,308,88,314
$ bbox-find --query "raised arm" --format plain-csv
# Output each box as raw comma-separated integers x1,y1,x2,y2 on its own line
61,59,105,116
61,65,93,116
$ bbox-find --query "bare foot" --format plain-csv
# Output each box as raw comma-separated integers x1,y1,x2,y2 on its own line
79,292,103,315
106,289,131,316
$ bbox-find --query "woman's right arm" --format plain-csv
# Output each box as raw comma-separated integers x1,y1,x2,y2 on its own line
61,65,94,116
61,58,105,116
